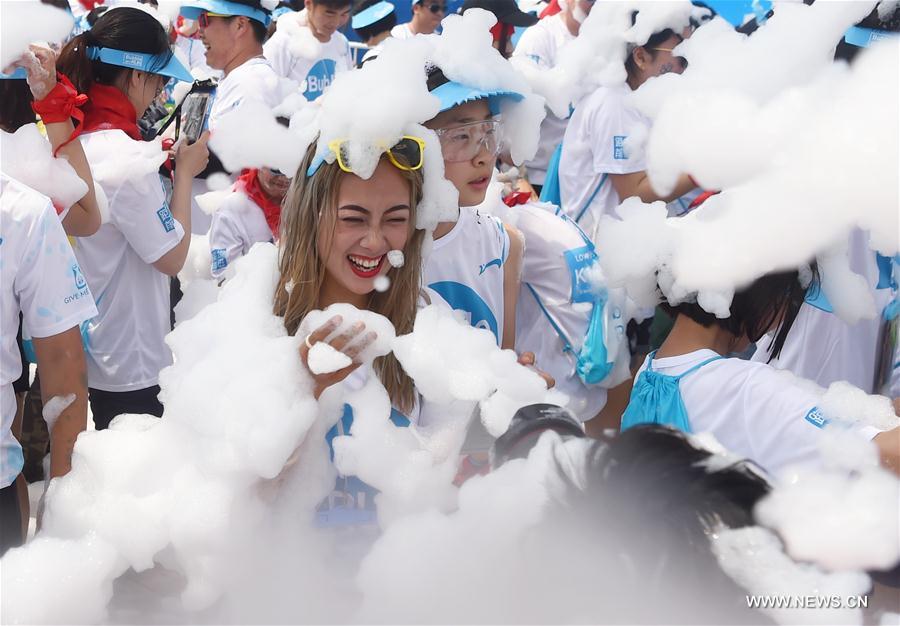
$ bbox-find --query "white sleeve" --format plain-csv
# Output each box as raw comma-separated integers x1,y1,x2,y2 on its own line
263,31,293,78
589,96,649,176
109,174,185,264
208,201,247,278
16,201,98,338
339,37,352,71
512,27,550,68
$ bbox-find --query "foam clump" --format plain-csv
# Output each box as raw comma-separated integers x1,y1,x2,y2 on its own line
307,341,353,374
0,1,73,69
755,429,900,573
299,304,396,365
0,125,89,211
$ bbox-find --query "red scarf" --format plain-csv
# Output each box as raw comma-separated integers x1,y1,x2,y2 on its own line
236,169,283,238
78,0,102,11
79,83,142,141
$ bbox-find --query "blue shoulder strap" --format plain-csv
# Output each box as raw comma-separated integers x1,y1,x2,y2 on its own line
574,174,608,225
525,283,574,354
539,142,564,206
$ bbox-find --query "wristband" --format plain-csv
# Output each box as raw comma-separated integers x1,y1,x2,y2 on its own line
31,74,87,124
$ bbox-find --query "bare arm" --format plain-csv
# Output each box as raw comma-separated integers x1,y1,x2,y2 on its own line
24,45,100,236
874,428,900,476
32,327,89,479
609,171,696,205
152,132,210,276
502,224,524,351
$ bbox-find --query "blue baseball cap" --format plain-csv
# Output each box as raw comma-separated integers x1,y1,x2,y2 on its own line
431,80,523,115
87,46,193,83
0,67,27,80
180,0,272,26
843,25,898,48
352,1,395,30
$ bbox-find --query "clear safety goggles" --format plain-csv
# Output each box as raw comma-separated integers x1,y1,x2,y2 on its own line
434,119,503,163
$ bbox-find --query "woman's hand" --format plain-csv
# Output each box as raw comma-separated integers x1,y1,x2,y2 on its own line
174,131,210,179
300,315,377,400
21,44,58,101
518,351,555,389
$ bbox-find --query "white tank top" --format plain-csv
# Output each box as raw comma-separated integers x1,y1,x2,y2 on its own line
423,207,510,346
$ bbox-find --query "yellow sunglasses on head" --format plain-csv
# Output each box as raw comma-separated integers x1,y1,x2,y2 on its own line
306,135,426,177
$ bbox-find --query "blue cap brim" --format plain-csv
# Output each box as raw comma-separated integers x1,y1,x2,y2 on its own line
431,81,523,115
844,25,897,49
0,67,27,80
180,0,272,26
88,46,193,83
352,1,395,29
157,53,194,83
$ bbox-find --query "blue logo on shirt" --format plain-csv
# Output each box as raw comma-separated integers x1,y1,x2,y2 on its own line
478,257,503,275
804,407,828,429
304,59,337,101
211,248,228,272
157,204,175,233
613,135,627,160
72,263,87,290
564,244,599,304
428,280,500,343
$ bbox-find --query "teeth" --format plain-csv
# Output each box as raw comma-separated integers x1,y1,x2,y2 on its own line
348,255,381,270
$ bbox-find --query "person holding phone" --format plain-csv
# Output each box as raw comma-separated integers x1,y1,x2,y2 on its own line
56,7,210,429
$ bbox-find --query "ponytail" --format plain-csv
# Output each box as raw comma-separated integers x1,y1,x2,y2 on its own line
55,7,172,93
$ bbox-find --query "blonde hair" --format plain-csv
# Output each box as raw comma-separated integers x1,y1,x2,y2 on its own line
274,142,426,413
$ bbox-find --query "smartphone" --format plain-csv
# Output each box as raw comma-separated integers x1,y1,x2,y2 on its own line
181,91,212,144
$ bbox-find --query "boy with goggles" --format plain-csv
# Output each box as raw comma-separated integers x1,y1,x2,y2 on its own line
391,0,446,39
423,65,614,432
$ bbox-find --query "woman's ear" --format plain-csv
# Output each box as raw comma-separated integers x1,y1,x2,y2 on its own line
632,46,649,72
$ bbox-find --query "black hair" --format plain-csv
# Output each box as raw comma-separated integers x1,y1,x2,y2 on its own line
352,0,397,42
662,266,816,361
310,0,354,11
624,21,682,78
222,0,271,42
535,425,773,624
85,5,109,26
835,3,900,62
56,7,172,95
0,80,35,132
425,64,449,92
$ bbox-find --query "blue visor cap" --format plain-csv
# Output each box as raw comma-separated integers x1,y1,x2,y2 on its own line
180,0,272,26
352,1,395,29
844,25,898,48
431,81,523,115
0,67,27,80
87,46,193,83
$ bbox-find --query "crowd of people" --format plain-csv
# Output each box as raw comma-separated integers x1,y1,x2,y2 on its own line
1,0,899,620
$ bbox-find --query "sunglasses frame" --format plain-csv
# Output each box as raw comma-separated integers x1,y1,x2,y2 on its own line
326,135,426,174
197,11,231,28
427,3,446,13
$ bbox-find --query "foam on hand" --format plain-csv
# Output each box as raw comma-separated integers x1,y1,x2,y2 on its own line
299,304,396,365
42,394,76,433
307,341,353,374
0,0,73,70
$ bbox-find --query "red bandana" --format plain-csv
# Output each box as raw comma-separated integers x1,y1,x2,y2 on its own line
79,83,142,141
235,169,283,238
78,0,101,11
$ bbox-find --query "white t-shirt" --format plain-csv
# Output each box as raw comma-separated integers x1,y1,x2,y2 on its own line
559,83,649,237
1,174,98,487
389,23,416,40
208,57,283,130
423,207,510,347
635,349,882,477
510,201,608,421
264,11,352,101
75,131,185,392
208,190,275,277
511,14,575,186
753,229,894,395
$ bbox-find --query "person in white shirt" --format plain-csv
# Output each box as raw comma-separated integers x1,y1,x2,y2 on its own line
423,69,609,426
511,0,592,192
391,0,445,39
173,16,223,80
0,173,98,556
56,8,209,429
351,0,396,66
422,67,525,352
559,24,697,237
264,0,352,101
209,166,290,277
179,0,283,128
621,268,900,479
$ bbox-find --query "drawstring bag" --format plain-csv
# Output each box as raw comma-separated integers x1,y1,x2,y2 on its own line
621,351,723,433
